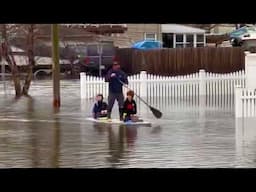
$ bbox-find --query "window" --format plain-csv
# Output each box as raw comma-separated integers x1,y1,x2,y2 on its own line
175,34,184,48
176,34,183,42
186,34,193,42
196,34,205,47
186,34,194,47
162,33,173,48
197,34,204,42
144,33,157,40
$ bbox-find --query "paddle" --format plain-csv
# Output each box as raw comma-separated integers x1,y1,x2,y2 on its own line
118,79,162,119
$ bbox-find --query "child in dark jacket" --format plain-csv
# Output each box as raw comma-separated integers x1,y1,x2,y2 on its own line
123,90,137,122
92,94,108,119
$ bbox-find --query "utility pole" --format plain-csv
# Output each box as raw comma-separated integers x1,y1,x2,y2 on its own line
52,24,60,108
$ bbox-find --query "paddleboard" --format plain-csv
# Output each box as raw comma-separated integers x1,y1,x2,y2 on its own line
86,117,151,126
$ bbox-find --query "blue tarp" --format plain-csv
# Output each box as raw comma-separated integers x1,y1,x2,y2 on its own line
131,40,162,50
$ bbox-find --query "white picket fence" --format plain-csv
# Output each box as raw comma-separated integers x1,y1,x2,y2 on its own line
234,52,256,118
235,87,256,117
80,69,245,100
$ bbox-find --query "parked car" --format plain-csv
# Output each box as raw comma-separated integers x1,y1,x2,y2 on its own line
66,41,116,76
230,26,256,52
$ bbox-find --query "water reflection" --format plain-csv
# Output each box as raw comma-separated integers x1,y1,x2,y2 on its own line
107,125,126,167
235,117,256,167
93,123,139,167
52,108,60,168
93,123,108,135
28,100,61,168
150,125,162,134
126,126,138,148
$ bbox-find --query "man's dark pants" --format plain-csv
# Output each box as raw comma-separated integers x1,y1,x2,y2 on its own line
107,91,124,120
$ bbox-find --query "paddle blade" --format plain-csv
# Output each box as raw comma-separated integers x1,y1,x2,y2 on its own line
149,106,162,119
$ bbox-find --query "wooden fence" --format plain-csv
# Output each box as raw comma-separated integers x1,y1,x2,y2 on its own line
116,47,245,76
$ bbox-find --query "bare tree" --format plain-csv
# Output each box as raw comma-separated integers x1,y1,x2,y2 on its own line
22,24,35,96
1,24,22,97
0,24,36,98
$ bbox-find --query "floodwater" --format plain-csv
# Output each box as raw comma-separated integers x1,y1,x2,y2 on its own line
0,80,255,168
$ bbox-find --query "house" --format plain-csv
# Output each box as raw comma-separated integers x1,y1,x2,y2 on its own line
60,24,207,48
104,24,161,48
105,24,206,48
121,24,161,41
161,24,206,48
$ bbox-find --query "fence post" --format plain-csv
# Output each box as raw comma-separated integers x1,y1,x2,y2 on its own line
245,52,256,89
140,71,147,98
235,85,243,118
199,69,206,96
80,72,86,99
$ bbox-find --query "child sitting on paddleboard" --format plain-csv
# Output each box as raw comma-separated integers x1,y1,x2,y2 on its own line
123,90,139,122
92,94,108,119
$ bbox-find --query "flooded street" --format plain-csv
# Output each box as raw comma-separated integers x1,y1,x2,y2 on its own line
0,80,255,168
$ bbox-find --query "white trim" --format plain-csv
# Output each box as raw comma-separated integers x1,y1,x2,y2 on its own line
183,34,194,48
173,34,176,48
164,33,205,48
183,34,186,48
193,34,197,47
175,34,197,48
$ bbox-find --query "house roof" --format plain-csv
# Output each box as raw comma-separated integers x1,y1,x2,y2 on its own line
161,24,205,34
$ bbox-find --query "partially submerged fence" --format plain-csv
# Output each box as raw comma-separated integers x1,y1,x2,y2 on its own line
235,87,256,118
80,69,245,100
234,52,256,118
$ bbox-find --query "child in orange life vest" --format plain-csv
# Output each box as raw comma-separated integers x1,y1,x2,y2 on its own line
122,90,137,122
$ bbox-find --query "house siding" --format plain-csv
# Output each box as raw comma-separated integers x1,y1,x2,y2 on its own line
125,24,161,42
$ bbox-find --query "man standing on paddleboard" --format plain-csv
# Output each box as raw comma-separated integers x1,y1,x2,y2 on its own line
105,60,128,120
